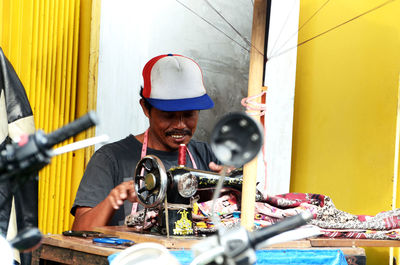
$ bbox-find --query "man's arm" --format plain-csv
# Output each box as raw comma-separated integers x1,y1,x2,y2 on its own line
72,180,137,230
72,204,114,231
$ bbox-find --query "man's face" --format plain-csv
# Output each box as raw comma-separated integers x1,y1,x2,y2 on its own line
143,102,199,151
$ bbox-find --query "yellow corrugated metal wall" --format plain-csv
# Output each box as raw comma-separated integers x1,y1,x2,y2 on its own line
0,0,97,234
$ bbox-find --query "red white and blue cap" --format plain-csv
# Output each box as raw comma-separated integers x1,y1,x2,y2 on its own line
142,54,214,111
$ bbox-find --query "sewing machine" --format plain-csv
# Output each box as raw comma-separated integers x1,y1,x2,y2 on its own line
133,155,244,235
132,112,263,236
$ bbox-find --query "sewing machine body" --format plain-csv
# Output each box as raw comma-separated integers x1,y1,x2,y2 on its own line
133,156,242,236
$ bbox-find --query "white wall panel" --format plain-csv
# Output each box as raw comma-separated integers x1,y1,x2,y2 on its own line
96,0,299,195
260,0,300,195
96,0,253,144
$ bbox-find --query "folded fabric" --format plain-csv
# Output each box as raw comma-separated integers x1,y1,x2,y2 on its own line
192,192,400,240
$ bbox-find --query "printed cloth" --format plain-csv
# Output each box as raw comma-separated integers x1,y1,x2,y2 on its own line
193,192,240,233
192,192,400,240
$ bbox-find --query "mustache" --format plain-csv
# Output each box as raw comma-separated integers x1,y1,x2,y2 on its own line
166,129,192,137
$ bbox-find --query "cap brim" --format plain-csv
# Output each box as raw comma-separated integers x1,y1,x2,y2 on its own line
147,94,214,111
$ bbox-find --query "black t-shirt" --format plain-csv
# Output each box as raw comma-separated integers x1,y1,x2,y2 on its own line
71,135,218,225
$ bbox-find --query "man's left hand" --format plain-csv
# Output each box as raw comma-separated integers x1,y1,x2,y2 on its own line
209,162,235,175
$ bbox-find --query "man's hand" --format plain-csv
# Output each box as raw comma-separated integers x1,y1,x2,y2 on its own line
125,209,158,230
107,180,138,210
72,180,138,230
209,162,235,175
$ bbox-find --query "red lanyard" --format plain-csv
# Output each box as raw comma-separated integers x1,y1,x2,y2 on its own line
141,129,197,168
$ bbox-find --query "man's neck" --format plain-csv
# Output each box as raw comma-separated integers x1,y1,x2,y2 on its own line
134,133,144,144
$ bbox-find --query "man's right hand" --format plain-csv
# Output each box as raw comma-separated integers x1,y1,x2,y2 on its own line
107,180,138,210
72,180,138,230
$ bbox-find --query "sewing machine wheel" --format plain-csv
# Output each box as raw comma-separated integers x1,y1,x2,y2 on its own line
134,155,168,208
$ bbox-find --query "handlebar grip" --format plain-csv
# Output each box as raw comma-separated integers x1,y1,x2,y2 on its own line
44,111,98,148
249,211,312,248
9,227,42,251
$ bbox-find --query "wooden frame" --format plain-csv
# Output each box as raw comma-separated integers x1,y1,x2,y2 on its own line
241,0,268,231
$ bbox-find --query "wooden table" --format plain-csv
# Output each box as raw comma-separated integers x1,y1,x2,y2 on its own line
32,234,120,265
95,226,366,265
310,237,400,247
32,227,376,265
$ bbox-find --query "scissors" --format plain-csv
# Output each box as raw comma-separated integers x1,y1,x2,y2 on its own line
62,230,115,238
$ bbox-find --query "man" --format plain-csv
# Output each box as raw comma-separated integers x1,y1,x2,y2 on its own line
71,54,224,230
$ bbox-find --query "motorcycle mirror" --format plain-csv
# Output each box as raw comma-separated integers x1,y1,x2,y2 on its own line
210,112,263,168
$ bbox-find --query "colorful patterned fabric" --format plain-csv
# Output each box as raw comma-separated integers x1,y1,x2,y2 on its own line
193,192,240,232
192,192,400,240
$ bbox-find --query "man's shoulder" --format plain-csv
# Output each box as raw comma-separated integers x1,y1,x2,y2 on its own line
188,139,210,148
86,135,142,171
188,139,213,154
96,135,140,156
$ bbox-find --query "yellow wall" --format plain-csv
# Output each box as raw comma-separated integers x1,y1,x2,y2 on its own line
291,0,400,264
3,0,400,262
0,0,97,234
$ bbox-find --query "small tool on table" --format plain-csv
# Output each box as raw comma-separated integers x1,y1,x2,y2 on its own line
92,237,135,248
62,230,115,238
